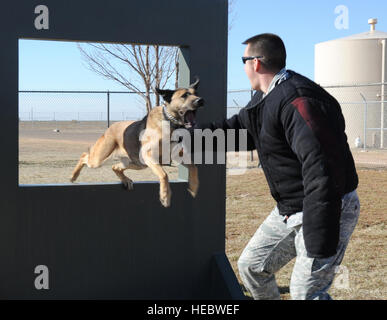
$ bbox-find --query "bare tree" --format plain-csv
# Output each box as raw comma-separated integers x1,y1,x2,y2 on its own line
78,43,179,113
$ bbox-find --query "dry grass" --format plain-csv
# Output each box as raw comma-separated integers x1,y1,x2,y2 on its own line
226,167,387,300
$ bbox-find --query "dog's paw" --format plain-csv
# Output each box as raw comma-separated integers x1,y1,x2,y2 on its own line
187,187,198,198
122,179,134,191
187,182,199,198
160,196,171,208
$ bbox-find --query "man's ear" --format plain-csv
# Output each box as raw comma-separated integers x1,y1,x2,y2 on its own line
189,77,200,91
155,88,175,104
254,59,261,72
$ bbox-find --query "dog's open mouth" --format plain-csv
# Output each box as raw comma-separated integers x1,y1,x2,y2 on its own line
184,110,197,128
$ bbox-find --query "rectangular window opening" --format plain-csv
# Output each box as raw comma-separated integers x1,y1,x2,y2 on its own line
18,39,188,186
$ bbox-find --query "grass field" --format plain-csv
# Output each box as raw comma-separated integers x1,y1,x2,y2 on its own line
226,167,387,300
19,121,387,300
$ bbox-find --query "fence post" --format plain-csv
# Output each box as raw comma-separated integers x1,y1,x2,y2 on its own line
360,92,367,151
381,40,386,148
107,90,110,128
250,89,254,161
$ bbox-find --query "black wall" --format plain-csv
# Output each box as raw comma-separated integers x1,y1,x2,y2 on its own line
0,0,241,299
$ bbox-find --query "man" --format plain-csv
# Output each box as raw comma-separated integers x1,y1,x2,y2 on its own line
195,33,360,300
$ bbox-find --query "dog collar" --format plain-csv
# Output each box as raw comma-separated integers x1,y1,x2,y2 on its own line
162,105,184,127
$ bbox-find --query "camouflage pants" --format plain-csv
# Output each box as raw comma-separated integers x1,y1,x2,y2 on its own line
238,190,360,300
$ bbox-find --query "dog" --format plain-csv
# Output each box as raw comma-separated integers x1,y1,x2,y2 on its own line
70,78,204,207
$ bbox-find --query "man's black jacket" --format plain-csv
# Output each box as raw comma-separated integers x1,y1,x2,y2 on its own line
195,71,358,258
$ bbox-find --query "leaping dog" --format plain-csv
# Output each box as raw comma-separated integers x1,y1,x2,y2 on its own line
70,79,204,207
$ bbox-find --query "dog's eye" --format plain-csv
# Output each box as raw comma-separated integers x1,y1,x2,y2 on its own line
182,92,190,98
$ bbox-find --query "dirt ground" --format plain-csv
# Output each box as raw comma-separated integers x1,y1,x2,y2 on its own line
19,121,180,184
19,121,387,300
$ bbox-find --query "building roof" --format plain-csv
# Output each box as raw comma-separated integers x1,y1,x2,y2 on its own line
317,19,387,44
337,30,387,40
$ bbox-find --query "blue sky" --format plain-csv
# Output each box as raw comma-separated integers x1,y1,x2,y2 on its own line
19,0,387,118
228,0,387,89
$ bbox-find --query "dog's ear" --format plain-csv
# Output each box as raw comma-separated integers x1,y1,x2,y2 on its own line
155,88,175,104
189,77,200,90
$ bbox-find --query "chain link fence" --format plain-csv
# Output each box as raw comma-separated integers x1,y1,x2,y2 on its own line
17,85,387,177
19,90,257,123
226,84,387,169
227,89,254,118
226,84,387,150
18,83,387,150
19,83,387,149
18,90,256,121
18,90,152,126
322,83,387,150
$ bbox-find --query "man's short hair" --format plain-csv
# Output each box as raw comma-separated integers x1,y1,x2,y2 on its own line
242,33,286,73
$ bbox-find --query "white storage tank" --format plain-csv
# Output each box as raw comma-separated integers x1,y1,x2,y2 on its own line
315,19,387,148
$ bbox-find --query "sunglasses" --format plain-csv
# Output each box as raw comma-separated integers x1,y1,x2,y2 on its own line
242,55,263,64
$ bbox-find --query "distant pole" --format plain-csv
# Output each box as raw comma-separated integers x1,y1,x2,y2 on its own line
381,39,386,148
250,89,254,161
360,92,367,151
107,90,110,128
